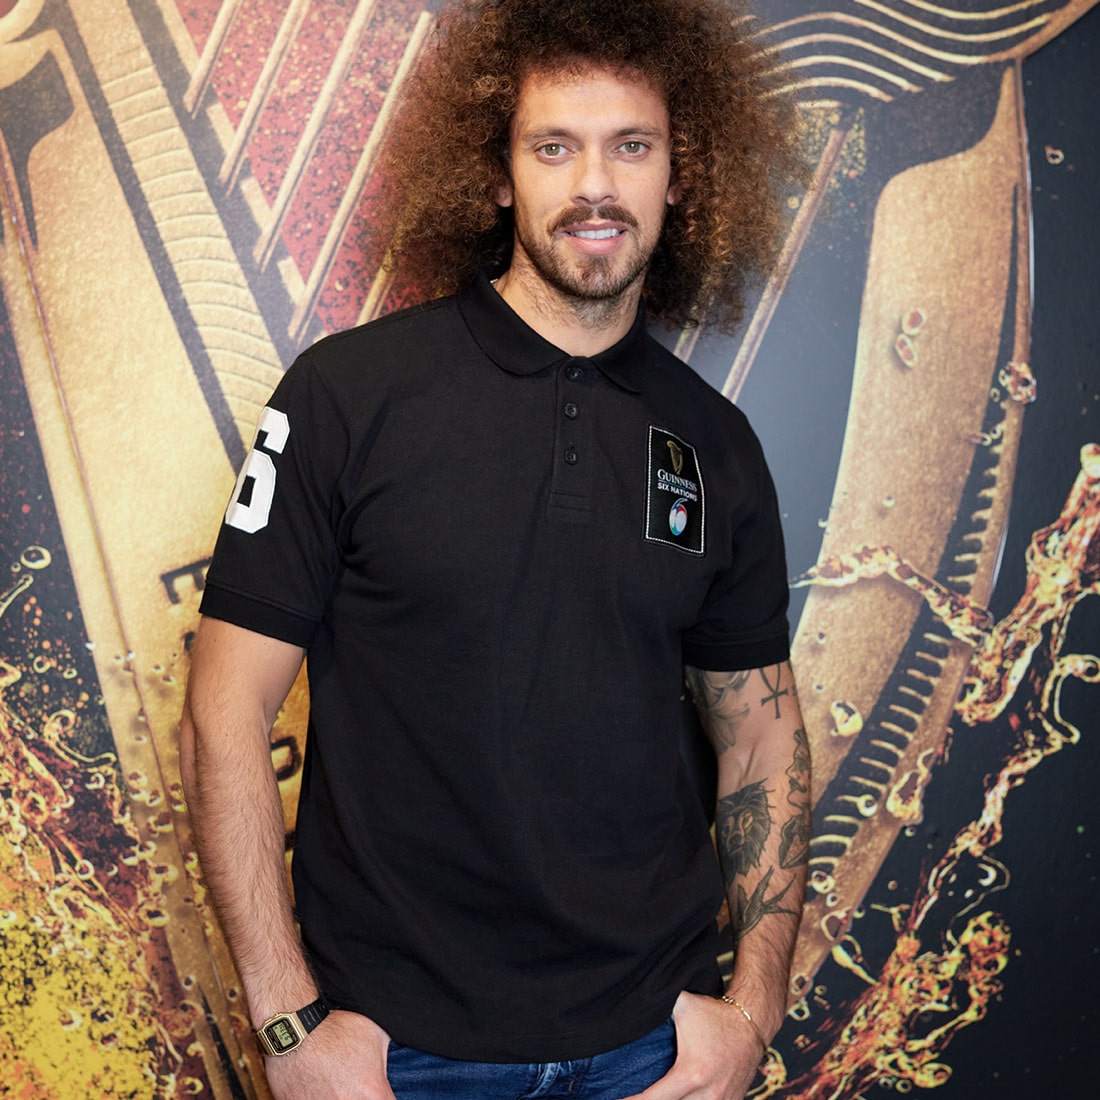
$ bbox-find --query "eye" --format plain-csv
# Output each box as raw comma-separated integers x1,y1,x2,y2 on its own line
620,140,648,155
537,142,566,158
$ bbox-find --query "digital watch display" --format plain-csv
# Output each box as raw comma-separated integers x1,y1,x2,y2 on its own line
254,998,329,1057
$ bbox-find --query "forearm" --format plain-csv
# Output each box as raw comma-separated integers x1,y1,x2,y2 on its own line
721,721,808,1036
686,661,811,1041
179,622,316,1023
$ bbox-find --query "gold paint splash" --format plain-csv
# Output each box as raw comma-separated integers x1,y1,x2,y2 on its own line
759,444,1099,1094
796,544,994,650
885,749,936,826
773,914,1009,1096
959,442,1100,730
998,361,1037,404
829,700,863,739
0,561,211,1095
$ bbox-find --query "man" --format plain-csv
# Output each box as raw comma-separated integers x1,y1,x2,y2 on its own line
179,1,810,1098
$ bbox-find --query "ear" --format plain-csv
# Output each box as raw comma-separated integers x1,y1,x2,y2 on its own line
496,177,514,208
666,175,681,206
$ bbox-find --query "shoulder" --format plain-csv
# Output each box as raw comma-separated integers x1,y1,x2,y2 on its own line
297,295,465,389
642,333,762,452
258,296,467,457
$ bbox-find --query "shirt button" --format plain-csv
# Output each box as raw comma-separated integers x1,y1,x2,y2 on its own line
565,365,584,381
564,446,578,465
563,402,579,419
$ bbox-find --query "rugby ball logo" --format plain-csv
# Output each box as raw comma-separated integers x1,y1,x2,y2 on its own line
669,497,689,536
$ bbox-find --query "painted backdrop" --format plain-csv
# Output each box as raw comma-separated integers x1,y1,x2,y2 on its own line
0,0,1096,1096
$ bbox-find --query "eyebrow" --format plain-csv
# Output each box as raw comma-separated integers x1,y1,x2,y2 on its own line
520,125,667,145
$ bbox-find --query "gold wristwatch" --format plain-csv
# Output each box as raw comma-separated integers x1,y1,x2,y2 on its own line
254,997,329,1057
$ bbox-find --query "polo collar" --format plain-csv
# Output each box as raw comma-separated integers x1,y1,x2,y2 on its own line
456,270,646,394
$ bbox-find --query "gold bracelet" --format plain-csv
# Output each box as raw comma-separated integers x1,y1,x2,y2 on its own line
720,994,769,1055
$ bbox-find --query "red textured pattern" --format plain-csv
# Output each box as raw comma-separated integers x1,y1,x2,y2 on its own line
175,0,220,50
174,0,423,334
213,0,290,129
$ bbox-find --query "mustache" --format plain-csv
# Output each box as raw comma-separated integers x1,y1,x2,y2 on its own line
550,204,639,233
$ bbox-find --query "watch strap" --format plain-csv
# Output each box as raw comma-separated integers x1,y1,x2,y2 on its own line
296,997,329,1034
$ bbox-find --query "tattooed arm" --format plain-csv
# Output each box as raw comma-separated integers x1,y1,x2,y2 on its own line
687,660,810,1039
628,662,809,1100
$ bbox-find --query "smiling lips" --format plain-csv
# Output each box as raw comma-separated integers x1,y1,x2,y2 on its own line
570,226,623,240
554,206,637,255
551,203,637,241
563,223,627,255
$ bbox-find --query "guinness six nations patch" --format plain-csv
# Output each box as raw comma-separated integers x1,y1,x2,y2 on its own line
645,425,705,554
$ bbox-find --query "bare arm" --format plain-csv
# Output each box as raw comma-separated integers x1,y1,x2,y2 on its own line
179,617,313,1016
627,660,809,1100
686,660,810,1040
179,616,393,1099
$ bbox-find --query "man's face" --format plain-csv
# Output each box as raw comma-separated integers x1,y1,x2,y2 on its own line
497,64,679,305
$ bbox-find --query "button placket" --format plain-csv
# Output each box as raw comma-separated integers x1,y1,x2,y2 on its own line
549,360,595,519
561,361,587,469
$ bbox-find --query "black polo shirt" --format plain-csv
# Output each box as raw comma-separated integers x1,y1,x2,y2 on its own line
200,271,791,1062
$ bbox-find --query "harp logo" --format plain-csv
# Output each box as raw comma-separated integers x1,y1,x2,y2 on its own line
666,439,684,474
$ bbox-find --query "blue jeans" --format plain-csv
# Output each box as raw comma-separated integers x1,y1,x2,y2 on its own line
386,1018,677,1099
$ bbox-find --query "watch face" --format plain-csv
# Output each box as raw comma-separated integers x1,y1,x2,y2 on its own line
261,1015,304,1055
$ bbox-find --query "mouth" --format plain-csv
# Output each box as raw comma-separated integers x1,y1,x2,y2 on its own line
566,227,624,240
552,204,636,237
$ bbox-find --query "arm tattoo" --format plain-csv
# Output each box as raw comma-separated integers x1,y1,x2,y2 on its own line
713,684,810,940
758,663,790,718
779,811,811,870
786,724,811,794
715,780,773,885
685,667,751,752
779,725,812,869
717,781,802,941
735,867,799,939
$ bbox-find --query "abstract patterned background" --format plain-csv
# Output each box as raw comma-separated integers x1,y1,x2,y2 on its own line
1,0,1096,1095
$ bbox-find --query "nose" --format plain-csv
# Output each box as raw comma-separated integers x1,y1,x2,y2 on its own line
572,149,616,206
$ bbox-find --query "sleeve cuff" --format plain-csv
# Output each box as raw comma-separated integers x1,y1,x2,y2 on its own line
199,583,319,649
681,633,790,672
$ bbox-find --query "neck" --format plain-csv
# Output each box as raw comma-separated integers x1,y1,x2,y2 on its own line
493,260,642,357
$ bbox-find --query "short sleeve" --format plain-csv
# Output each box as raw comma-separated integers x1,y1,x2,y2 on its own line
200,354,348,648
681,434,791,671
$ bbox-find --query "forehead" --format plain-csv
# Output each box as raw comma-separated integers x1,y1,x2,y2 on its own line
511,63,670,137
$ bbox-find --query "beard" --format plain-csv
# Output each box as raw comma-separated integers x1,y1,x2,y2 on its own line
513,203,660,305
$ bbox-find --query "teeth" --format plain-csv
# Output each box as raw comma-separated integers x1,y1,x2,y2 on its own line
572,228,621,240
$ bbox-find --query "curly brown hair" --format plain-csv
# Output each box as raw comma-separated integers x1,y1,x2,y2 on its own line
376,0,802,331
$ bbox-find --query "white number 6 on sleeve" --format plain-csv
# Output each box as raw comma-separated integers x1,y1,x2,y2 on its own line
225,407,291,534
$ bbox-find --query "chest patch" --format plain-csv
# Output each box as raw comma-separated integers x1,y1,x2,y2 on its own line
644,425,705,554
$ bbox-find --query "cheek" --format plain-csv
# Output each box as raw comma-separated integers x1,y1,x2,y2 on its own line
633,173,677,222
